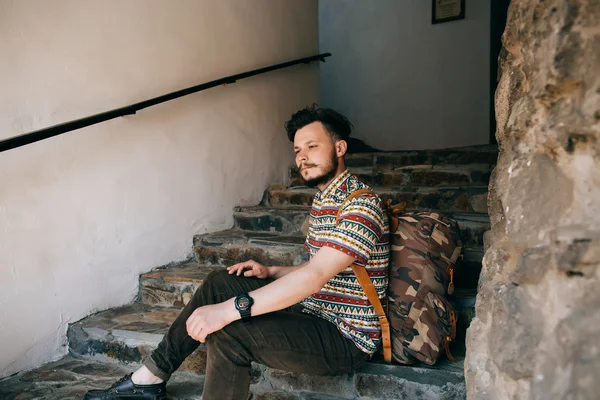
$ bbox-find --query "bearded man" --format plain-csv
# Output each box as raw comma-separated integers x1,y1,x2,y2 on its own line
84,106,390,400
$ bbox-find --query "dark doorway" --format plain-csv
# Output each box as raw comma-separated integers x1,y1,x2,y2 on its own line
489,0,511,144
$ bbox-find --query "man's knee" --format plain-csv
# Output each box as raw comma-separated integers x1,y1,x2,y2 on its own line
205,268,230,283
202,269,236,292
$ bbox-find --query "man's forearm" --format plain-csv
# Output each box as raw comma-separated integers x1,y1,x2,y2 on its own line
221,247,355,325
223,261,326,324
188,249,355,342
267,262,308,279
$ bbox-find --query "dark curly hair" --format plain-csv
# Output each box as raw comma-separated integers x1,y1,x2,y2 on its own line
284,104,353,142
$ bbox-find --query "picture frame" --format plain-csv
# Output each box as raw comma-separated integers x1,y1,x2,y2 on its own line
432,0,466,24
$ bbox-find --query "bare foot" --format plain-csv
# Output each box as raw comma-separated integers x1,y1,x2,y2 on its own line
131,366,164,385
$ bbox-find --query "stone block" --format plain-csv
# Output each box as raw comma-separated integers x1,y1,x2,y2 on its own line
251,390,303,400
19,369,78,383
456,219,490,247
68,304,183,365
470,193,488,214
194,242,307,267
346,154,375,168
478,242,518,296
299,393,350,400
409,169,470,186
0,356,206,400
487,284,543,380
469,169,493,186
504,155,574,246
354,374,465,400
268,187,316,207
375,152,431,167
511,246,551,284
233,207,308,234
140,263,219,307
372,170,405,186
431,149,498,166
552,225,600,277
266,369,354,398
531,305,600,400
268,186,489,213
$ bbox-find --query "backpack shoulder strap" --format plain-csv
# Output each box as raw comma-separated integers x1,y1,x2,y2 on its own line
336,188,376,223
351,263,392,363
337,189,392,363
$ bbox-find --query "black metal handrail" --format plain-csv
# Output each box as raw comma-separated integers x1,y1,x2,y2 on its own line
0,53,331,153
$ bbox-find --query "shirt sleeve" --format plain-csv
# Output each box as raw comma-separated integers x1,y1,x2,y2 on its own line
323,194,387,267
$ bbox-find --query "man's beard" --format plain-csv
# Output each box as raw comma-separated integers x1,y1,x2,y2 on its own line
302,150,339,188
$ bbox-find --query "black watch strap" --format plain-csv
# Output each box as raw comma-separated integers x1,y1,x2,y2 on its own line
240,309,251,323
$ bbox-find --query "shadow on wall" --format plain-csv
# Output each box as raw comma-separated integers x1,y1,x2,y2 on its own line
347,137,381,153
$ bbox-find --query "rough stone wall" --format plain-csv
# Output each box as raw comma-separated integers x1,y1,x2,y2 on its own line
465,1,600,399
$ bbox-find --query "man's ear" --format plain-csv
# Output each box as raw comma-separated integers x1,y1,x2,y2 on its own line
335,140,348,158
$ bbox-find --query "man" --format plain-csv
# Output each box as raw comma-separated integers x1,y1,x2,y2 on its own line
84,106,390,400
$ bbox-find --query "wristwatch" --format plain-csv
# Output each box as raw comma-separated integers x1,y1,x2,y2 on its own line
234,293,254,323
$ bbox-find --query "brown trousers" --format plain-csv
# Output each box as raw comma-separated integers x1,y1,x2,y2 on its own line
144,270,369,400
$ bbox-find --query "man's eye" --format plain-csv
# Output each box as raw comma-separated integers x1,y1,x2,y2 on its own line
309,145,316,149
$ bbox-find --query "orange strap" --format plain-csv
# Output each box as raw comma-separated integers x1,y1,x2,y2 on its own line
351,263,392,363
338,188,376,207
337,189,392,363
443,310,457,362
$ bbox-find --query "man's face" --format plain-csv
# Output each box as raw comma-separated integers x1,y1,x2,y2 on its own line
293,122,340,188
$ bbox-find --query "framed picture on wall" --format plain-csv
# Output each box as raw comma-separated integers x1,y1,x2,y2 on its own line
432,0,465,24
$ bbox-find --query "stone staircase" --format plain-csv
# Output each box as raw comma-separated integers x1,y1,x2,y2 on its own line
0,145,497,400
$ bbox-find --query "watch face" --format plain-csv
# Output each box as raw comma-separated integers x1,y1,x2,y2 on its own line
237,296,250,310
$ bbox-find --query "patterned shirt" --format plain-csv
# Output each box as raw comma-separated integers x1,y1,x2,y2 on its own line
300,169,390,354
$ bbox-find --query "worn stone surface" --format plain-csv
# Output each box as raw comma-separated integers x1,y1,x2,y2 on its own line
67,304,208,375
290,164,492,188
465,0,600,398
0,357,204,400
234,207,490,248
342,146,498,169
140,261,223,307
0,356,467,400
193,230,309,266
268,185,490,213
487,284,543,381
353,360,465,400
266,369,355,398
65,302,468,397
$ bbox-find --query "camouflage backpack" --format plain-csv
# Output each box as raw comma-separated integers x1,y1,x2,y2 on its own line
338,189,462,365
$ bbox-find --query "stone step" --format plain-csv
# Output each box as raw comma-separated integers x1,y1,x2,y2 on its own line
141,256,482,311
267,185,489,214
140,260,225,307
0,356,205,400
193,229,483,267
67,303,208,375
0,354,467,400
193,230,309,267
233,206,490,247
344,145,498,168
290,164,493,188
64,304,466,399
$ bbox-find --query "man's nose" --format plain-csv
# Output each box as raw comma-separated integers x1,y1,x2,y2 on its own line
296,151,308,162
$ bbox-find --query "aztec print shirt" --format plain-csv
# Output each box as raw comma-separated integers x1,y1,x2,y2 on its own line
300,169,390,354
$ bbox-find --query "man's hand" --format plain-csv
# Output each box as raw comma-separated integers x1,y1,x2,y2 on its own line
186,303,234,343
227,260,269,279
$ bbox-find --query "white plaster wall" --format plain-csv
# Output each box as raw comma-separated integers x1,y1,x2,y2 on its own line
319,0,490,150
0,0,318,378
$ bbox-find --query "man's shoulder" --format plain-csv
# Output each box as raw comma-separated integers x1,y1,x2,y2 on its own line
334,174,380,204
